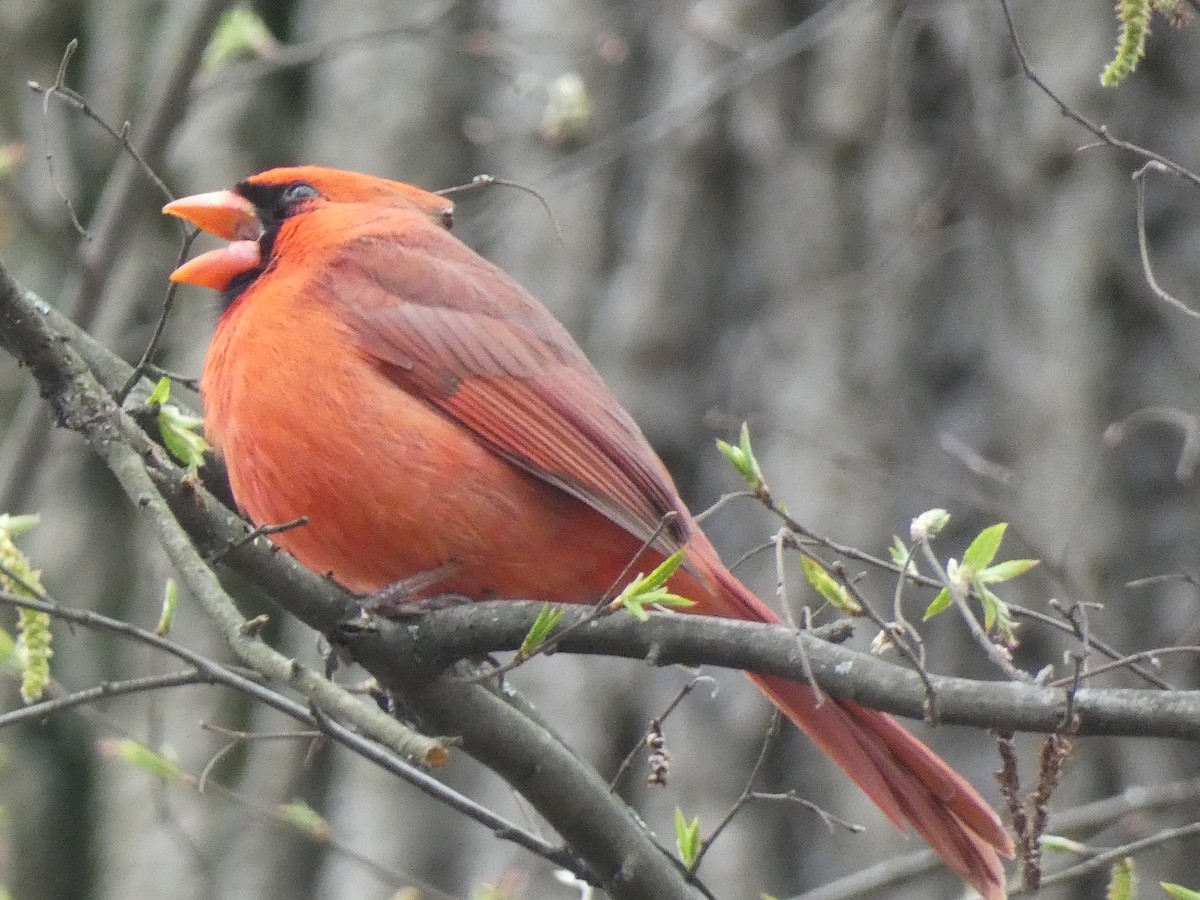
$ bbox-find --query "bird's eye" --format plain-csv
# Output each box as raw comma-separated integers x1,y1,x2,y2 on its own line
281,183,319,205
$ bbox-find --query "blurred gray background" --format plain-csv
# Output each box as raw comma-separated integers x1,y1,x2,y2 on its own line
1,0,1198,898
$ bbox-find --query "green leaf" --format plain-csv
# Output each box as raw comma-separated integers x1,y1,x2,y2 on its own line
1040,834,1091,855
518,604,565,658
800,556,861,615
923,587,953,620
0,513,39,539
1162,882,1200,900
611,549,695,620
203,6,279,71
639,547,686,592
979,586,1000,632
674,807,702,869
151,379,211,474
976,580,1019,643
278,798,331,842
962,523,1007,573
979,558,1040,584
615,586,696,622
147,376,171,406
156,579,179,636
1106,856,1136,900
716,422,765,491
99,739,189,786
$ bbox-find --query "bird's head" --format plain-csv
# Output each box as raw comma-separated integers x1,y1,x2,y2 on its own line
162,165,454,292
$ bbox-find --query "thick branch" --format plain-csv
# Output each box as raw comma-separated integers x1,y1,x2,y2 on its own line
0,257,699,900
5,263,1199,746
400,602,1200,739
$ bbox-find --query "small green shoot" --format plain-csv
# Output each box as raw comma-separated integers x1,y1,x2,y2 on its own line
278,799,331,842
518,605,565,659
674,807,702,869
203,6,279,71
922,523,1037,642
888,536,916,573
98,739,189,786
1107,857,1136,900
1039,834,1091,855
717,422,766,493
609,548,695,621
156,579,179,636
1162,883,1200,900
148,377,211,475
800,556,861,615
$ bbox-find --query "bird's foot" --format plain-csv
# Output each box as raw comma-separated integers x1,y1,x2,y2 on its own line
363,562,468,618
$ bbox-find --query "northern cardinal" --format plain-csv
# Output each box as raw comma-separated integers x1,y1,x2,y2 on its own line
164,166,1014,898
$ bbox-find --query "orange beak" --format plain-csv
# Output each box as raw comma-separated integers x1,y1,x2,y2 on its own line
163,190,264,291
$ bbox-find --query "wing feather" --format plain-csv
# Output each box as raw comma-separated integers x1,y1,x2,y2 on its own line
320,213,690,554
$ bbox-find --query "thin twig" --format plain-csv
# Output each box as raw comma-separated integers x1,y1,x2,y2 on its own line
196,722,323,792
192,1,460,99
833,559,941,722
35,40,88,235
889,540,926,668
1046,646,1200,687
1024,821,1200,893
0,669,211,730
437,174,567,246
609,674,715,791
1131,161,1200,318
2,0,234,516
0,588,583,877
693,712,786,869
747,791,865,834
544,0,859,184
115,229,200,404
1104,405,1200,482
693,490,756,525
29,69,177,211
460,511,682,684
997,0,1200,189
207,515,311,564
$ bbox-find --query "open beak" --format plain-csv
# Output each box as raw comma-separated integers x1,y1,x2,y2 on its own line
163,190,264,290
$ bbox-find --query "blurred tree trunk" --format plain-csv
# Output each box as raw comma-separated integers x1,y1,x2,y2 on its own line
2,0,1200,898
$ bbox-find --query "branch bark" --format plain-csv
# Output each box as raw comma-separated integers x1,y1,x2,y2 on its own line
0,255,701,900
4,255,1200,900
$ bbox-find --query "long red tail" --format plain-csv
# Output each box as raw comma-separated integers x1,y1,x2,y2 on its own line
688,550,1015,899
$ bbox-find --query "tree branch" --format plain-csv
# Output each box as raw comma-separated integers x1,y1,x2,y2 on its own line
5,259,1200,742
395,601,1200,739
0,255,701,900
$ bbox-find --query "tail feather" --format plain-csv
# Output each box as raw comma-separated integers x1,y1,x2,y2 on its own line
688,553,1015,899
840,701,1014,853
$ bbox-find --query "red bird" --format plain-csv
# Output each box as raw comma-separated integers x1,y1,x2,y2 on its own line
164,166,1014,898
